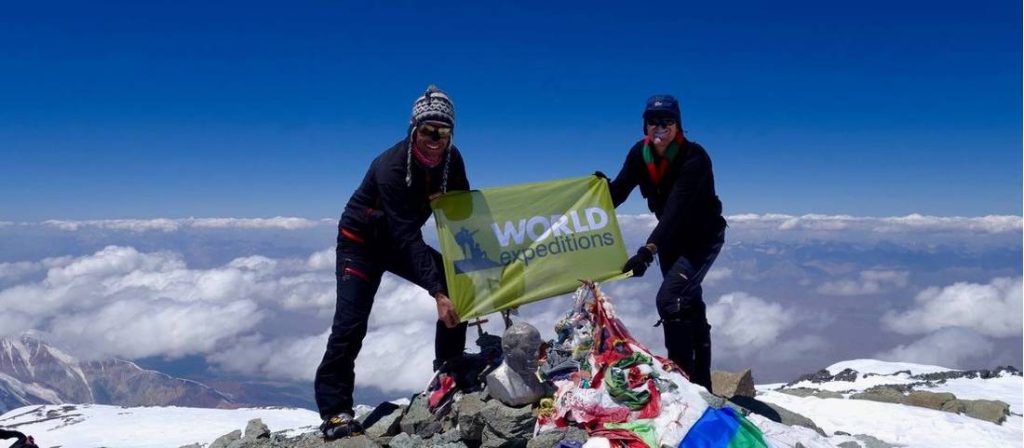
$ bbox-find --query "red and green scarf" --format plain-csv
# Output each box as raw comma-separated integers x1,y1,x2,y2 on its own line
642,134,684,185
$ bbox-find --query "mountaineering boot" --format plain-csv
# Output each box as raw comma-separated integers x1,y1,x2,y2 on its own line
320,413,363,440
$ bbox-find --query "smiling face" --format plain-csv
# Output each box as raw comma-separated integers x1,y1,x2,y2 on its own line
645,114,679,149
413,121,452,161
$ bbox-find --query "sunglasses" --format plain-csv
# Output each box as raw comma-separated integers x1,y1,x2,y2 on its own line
418,124,452,141
645,118,677,129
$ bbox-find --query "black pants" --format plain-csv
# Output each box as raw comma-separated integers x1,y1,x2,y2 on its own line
654,231,724,391
314,238,468,418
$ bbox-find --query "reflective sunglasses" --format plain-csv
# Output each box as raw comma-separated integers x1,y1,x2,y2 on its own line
418,124,452,141
645,118,677,129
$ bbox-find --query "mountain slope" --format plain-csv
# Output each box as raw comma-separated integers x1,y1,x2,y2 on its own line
0,335,232,412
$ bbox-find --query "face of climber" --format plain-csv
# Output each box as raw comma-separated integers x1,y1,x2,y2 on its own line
414,121,451,160
502,323,544,375
645,114,678,149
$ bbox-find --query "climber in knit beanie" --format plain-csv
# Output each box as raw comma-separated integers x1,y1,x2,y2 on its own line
314,85,470,440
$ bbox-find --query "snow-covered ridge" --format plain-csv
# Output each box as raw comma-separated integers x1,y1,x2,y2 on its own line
0,404,319,448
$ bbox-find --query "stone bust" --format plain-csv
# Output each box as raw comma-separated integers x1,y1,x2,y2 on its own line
485,322,545,406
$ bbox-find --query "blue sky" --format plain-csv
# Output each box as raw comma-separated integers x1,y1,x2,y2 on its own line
1,0,1020,220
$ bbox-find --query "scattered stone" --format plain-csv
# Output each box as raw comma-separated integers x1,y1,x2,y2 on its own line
244,419,271,440
210,430,242,448
850,386,905,405
388,433,427,448
335,437,385,448
399,393,435,436
527,427,588,448
832,369,858,382
941,399,967,414
791,369,834,385
358,402,404,440
777,388,844,400
905,391,955,410
699,390,727,409
431,429,469,448
728,396,825,436
456,392,488,442
853,434,900,448
712,369,756,398
834,431,852,436
963,399,1010,425
479,399,535,448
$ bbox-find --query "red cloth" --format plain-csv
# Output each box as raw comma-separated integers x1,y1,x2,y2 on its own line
428,375,455,410
637,380,662,419
590,428,649,448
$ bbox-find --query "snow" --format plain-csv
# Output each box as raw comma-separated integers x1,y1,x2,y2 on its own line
0,404,320,448
758,391,1023,448
826,359,952,376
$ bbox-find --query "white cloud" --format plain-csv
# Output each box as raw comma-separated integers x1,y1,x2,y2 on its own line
41,217,332,232
703,267,733,286
881,277,1023,338
0,246,338,363
875,328,995,369
817,269,909,296
726,213,1022,234
707,292,798,358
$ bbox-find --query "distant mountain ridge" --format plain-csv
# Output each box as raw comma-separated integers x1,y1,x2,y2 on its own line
0,334,233,413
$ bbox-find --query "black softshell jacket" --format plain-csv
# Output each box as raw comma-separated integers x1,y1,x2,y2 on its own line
609,139,726,258
339,138,469,297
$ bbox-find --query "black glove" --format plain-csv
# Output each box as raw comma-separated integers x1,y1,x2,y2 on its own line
593,171,610,182
622,246,655,277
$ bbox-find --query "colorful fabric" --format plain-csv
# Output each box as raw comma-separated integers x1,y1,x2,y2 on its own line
605,420,659,448
590,428,650,448
678,407,768,448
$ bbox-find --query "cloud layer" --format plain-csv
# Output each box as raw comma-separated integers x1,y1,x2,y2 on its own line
0,212,1019,396
881,277,1023,338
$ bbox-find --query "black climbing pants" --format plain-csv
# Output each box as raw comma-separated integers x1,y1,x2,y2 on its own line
654,230,725,391
314,237,468,418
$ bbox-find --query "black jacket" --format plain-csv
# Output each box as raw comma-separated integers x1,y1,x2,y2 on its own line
339,137,469,297
609,138,726,257
0,429,25,442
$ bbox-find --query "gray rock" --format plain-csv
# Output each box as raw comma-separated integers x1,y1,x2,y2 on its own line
527,427,588,448
400,393,435,436
479,399,535,448
389,432,427,448
432,430,469,448
244,418,271,440
777,388,843,400
210,430,242,448
711,369,755,398
853,434,900,448
905,391,956,410
358,402,404,440
178,444,203,448
964,399,1010,424
941,399,967,414
837,443,859,448
456,392,488,442
699,390,727,408
728,396,826,436
850,387,905,405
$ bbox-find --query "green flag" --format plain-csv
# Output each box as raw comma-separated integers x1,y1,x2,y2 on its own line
431,176,628,321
